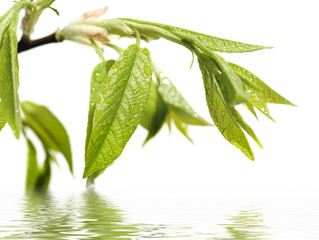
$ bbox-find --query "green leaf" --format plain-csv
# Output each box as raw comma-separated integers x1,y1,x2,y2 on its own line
140,80,168,144
85,60,115,158
0,11,21,138
230,107,263,148
25,139,39,191
0,118,6,131
204,52,249,107
228,62,294,120
35,155,51,192
198,55,254,160
171,112,194,144
84,44,152,178
154,68,211,126
21,101,73,173
120,19,272,53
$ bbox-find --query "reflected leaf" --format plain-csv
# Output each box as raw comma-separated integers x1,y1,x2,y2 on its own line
80,191,138,239
216,209,270,240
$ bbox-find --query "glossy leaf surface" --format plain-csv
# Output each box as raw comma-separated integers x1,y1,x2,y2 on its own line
229,62,294,120
85,60,115,157
198,55,254,160
0,11,21,138
21,101,72,172
84,44,152,178
120,19,271,53
155,69,210,126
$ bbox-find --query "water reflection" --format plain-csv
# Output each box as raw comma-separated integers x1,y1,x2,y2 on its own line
79,191,138,239
0,191,270,239
216,209,270,240
1,191,138,239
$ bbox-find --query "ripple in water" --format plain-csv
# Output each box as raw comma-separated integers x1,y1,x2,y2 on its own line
0,190,274,239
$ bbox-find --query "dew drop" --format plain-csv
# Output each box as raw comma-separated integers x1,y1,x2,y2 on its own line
142,48,150,56
162,78,170,85
107,151,113,156
144,65,152,76
140,88,145,94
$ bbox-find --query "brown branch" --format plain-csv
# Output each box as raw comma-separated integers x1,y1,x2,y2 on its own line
18,32,61,53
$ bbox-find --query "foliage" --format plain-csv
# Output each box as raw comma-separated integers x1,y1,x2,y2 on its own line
0,0,293,190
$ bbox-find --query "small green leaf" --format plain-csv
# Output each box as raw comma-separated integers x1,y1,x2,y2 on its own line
154,68,211,126
206,52,249,107
35,155,51,192
84,44,152,178
120,19,272,53
171,112,194,144
0,11,21,138
25,139,39,191
229,62,294,120
85,60,115,158
21,101,73,173
198,55,254,160
230,107,263,148
49,6,60,16
140,80,168,144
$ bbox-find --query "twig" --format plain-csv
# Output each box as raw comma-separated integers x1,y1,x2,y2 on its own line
18,32,61,53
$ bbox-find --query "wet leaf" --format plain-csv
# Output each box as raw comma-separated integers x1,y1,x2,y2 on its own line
198,55,254,160
155,69,211,126
0,11,21,138
229,62,294,120
21,101,72,173
230,107,263,148
207,52,249,107
140,80,168,144
84,44,152,178
120,19,272,53
85,60,115,158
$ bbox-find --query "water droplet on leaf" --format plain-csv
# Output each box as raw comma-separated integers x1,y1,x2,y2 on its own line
144,65,152,76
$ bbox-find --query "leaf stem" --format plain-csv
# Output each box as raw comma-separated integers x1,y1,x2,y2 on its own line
18,32,60,53
90,39,105,62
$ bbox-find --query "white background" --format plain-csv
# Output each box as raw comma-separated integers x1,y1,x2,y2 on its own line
0,0,318,196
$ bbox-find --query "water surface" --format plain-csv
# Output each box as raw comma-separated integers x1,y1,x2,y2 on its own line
0,189,318,239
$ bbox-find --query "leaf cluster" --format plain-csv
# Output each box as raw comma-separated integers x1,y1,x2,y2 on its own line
0,2,294,189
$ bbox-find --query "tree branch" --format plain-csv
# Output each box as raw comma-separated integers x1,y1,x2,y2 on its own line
18,32,61,53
